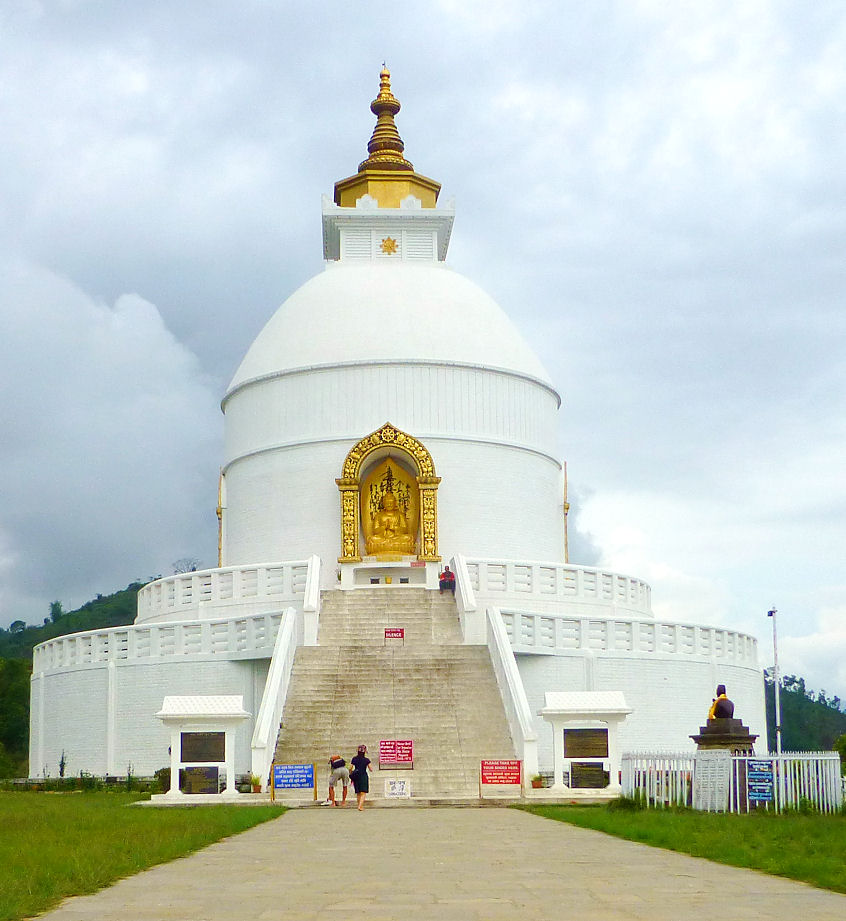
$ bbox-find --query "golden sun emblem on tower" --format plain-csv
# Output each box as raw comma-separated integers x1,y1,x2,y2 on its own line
380,236,398,254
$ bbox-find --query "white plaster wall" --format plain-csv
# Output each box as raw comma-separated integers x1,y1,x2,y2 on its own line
517,653,768,772
30,658,269,778
223,363,560,464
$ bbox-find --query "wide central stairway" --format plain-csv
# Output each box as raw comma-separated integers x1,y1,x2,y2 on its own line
272,587,517,800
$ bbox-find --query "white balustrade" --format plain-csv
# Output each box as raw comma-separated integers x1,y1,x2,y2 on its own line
464,558,653,616
498,609,758,664
135,561,310,623
32,610,286,675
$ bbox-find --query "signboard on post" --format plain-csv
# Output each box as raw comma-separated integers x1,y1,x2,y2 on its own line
379,739,414,769
480,760,522,786
747,759,774,803
272,762,316,801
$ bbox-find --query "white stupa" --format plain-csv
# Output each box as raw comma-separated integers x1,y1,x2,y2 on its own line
30,70,766,793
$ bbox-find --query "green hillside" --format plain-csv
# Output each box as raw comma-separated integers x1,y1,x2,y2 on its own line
764,672,846,752
0,583,144,661
0,583,145,778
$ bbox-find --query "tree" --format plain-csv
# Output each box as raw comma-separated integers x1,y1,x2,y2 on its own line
172,558,200,574
9,621,25,634
834,734,846,775
49,601,64,623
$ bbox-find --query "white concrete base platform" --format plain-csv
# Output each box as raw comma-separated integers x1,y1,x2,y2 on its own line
143,792,273,807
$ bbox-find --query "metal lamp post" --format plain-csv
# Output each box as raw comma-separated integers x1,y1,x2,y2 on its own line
767,607,782,756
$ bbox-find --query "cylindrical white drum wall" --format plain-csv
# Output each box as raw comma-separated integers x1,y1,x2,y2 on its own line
222,362,564,578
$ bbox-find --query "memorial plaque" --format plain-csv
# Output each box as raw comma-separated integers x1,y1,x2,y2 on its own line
570,762,609,789
693,750,731,811
384,778,412,798
180,731,225,763
563,728,608,758
181,765,219,794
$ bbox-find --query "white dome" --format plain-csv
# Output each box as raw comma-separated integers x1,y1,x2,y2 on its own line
226,262,553,395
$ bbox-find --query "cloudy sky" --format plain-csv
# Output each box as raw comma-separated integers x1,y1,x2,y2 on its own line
1,2,844,698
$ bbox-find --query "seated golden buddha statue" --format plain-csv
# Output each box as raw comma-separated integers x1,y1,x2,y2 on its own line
365,491,415,555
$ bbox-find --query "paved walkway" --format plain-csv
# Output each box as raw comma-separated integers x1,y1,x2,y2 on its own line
36,807,846,921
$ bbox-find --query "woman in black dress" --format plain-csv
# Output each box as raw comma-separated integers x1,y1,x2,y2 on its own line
349,744,372,811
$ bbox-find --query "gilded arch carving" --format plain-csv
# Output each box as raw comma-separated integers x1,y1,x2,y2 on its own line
336,421,441,563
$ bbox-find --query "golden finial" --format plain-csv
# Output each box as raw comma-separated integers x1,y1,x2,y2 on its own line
358,65,414,172
333,66,441,208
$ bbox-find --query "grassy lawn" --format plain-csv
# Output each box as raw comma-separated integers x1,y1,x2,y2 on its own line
0,792,285,921
518,803,846,894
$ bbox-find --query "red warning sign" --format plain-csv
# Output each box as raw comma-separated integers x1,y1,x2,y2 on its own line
480,760,522,785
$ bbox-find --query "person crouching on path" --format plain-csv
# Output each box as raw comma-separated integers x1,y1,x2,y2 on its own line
325,754,350,806
349,744,372,811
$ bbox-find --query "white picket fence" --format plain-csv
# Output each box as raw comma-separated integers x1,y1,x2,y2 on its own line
621,751,843,814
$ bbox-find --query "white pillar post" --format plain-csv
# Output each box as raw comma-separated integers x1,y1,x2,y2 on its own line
224,728,238,794
169,728,182,797
552,720,565,788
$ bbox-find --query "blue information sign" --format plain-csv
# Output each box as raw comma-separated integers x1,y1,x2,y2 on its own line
747,759,774,802
273,763,315,789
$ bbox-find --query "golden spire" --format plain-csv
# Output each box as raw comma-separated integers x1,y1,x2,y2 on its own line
358,66,414,172
334,66,441,209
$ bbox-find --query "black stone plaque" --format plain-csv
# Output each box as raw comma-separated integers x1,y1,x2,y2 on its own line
181,765,219,794
180,731,225,763
570,762,610,789
563,728,608,758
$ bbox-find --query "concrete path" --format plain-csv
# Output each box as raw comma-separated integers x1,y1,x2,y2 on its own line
36,807,846,921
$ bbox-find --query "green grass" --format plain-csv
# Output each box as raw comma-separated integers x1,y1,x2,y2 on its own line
0,792,285,921
518,803,846,894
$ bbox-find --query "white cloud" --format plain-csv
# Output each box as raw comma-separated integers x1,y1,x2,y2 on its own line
0,256,220,624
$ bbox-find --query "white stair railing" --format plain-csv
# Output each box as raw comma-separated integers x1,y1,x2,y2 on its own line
250,606,300,789
302,555,322,646
452,553,484,643
485,605,538,784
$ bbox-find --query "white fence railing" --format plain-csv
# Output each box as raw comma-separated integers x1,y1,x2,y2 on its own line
622,751,843,814
485,606,538,781
251,607,301,789
136,560,310,623
32,610,286,674
465,558,652,616
500,610,758,664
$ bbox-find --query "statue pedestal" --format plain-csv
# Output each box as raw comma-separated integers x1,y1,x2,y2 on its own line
691,718,758,754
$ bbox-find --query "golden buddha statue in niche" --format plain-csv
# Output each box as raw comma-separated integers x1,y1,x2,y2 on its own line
361,459,419,558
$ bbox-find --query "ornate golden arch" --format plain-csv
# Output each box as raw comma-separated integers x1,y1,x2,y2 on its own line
336,421,441,563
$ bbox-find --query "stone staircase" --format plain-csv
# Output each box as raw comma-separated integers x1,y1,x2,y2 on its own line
272,588,516,799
